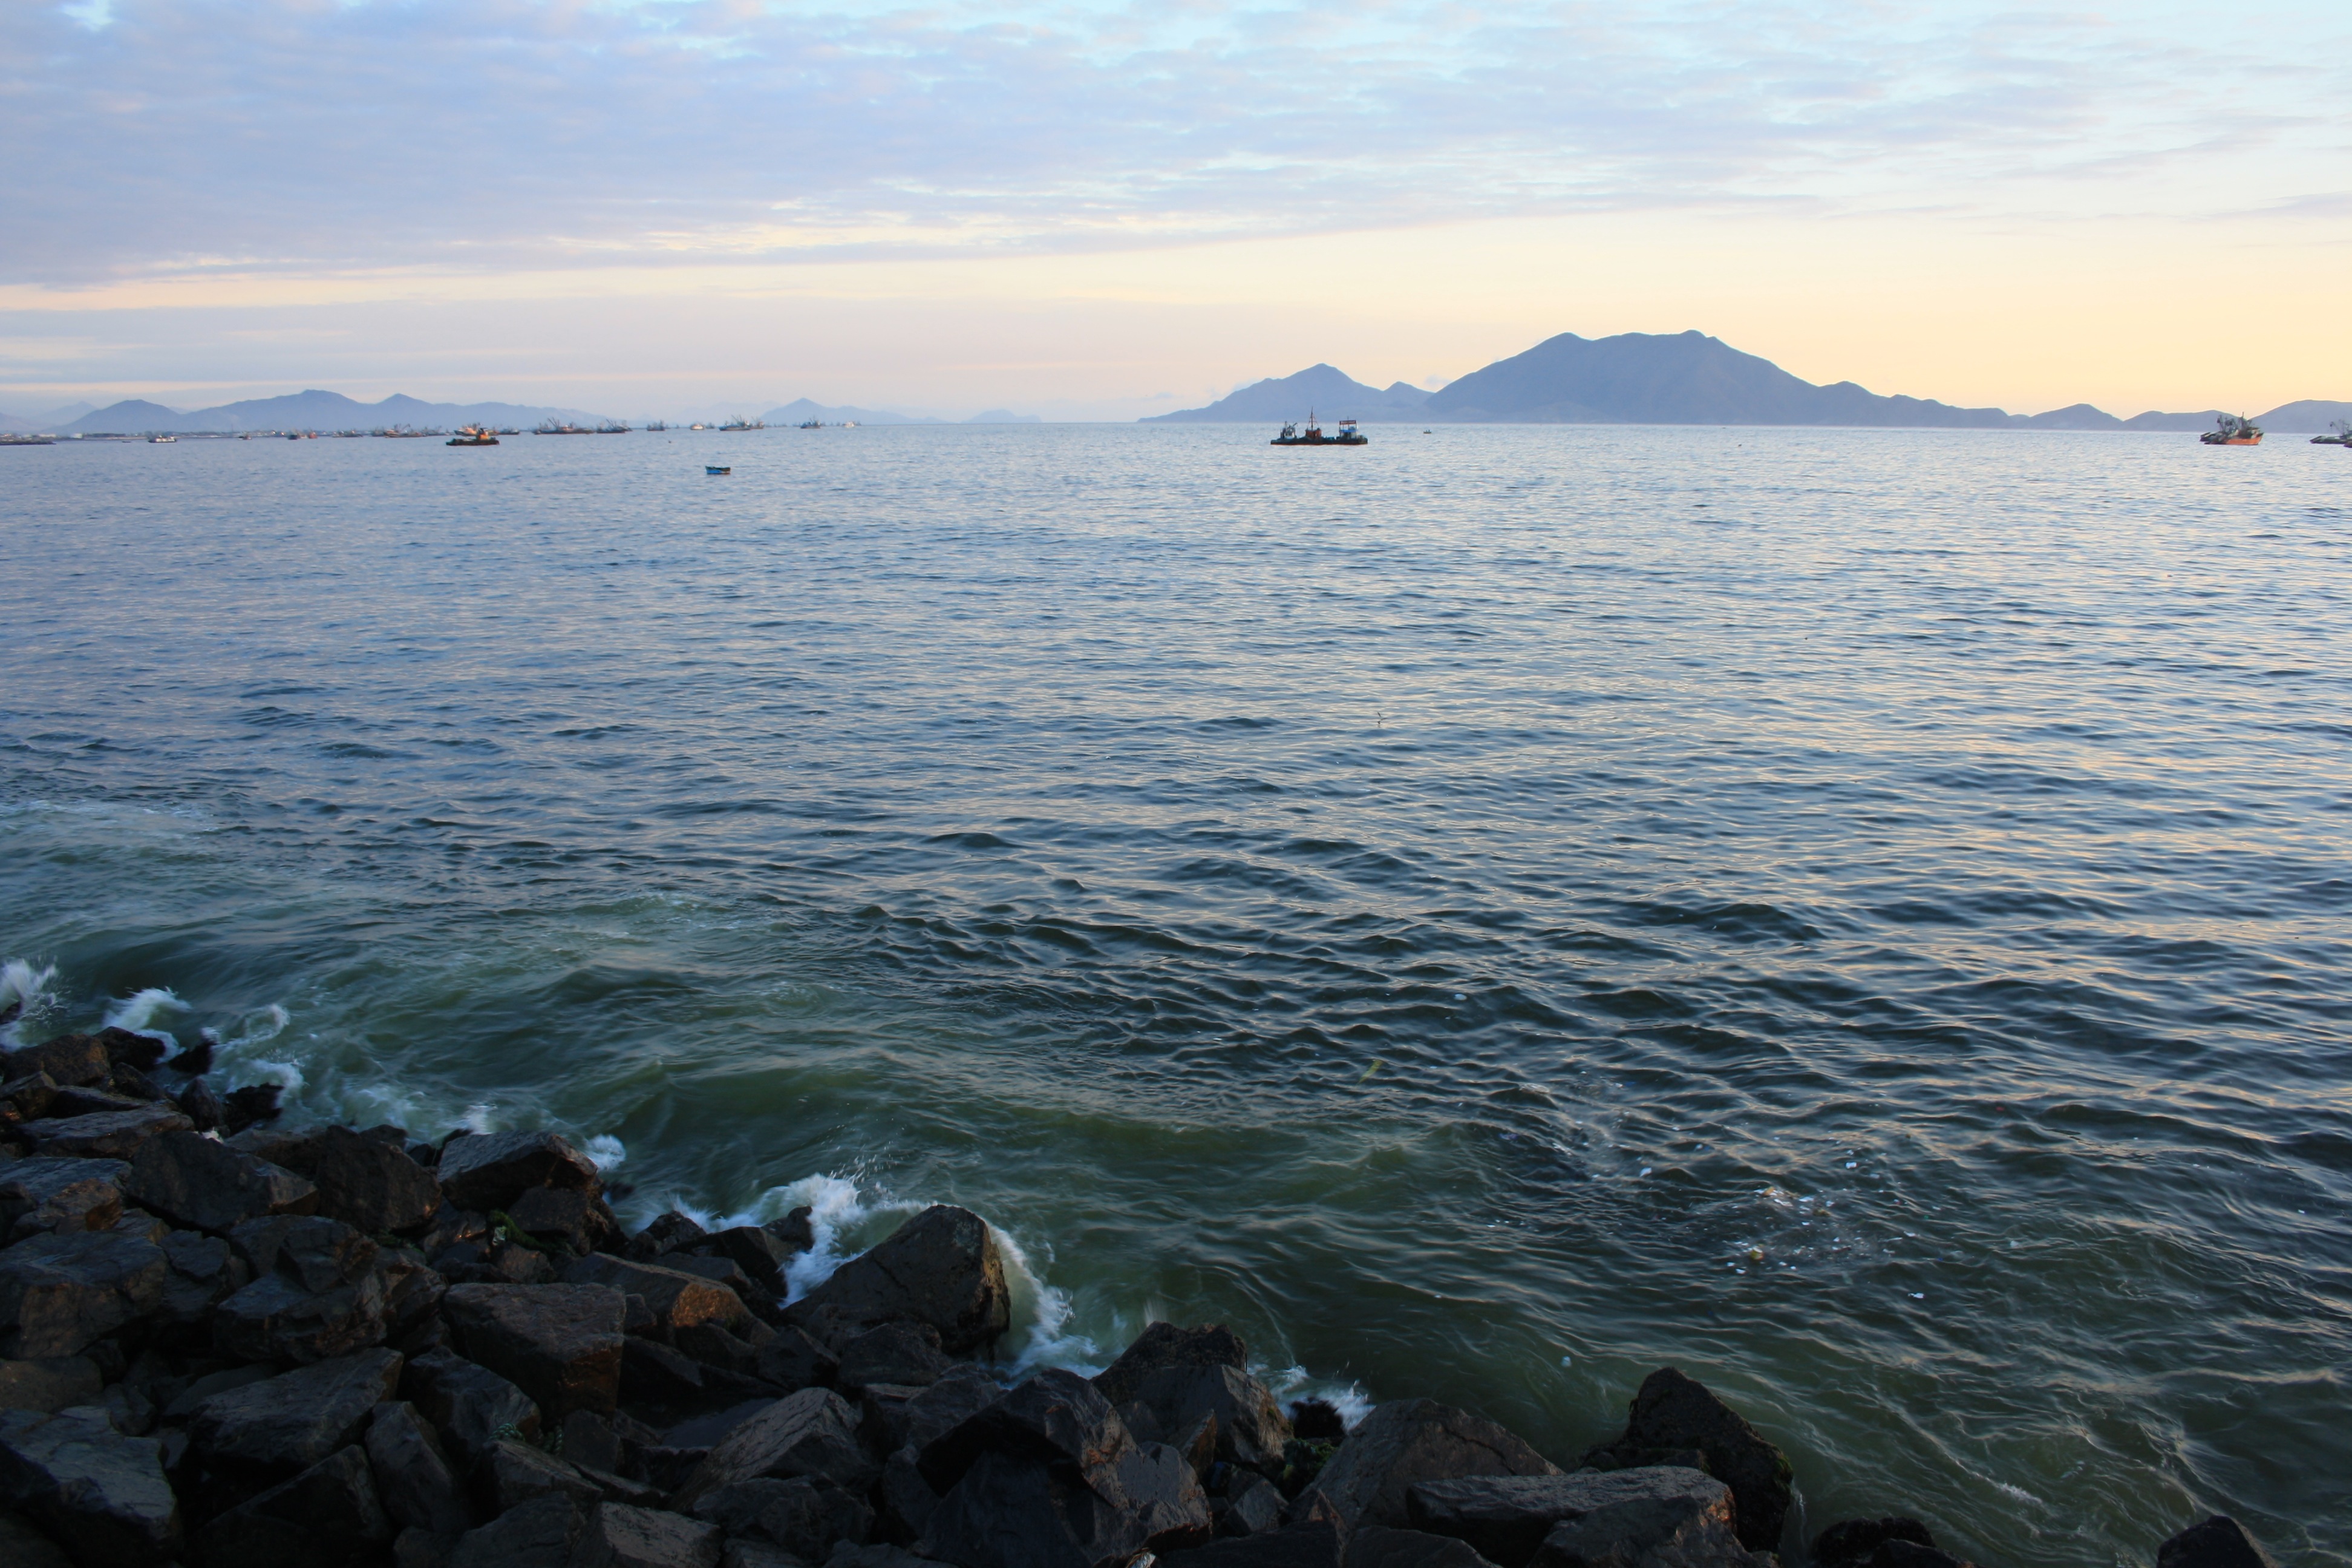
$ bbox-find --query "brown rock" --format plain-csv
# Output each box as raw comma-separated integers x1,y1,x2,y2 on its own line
312,1126,444,1233
783,1205,1008,1356
435,1131,601,1213
1,1036,111,1089
0,1227,171,1358
0,1157,128,1243
1292,1397,1559,1532
442,1282,626,1419
19,1106,192,1159
123,1129,317,1232
1093,1321,1250,1408
564,1255,746,1338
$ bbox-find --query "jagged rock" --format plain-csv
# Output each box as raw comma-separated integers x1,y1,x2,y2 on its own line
564,1255,747,1338
391,1524,450,1568
916,1367,1120,1494
575,1501,725,1568
2157,1517,2278,1568
1293,1399,1559,1532
368,1399,475,1537
162,1362,274,1421
506,1186,618,1253
163,1034,215,1074
123,1129,317,1232
229,1212,381,1285
197,1442,392,1568
754,1326,838,1393
0,1405,182,1566
1347,1524,1497,1567
214,1220,390,1363
174,1076,225,1132
837,1322,948,1394
563,1410,628,1474
1120,1437,1216,1549
670,1254,782,1324
443,1282,626,1419
446,1491,583,1568
1408,1468,1750,1568
2,1035,111,1088
106,1064,168,1103
1292,1400,1348,1442
0,1509,74,1568
691,1475,872,1560
483,1437,606,1514
0,1226,169,1357
0,1356,101,1414
0,1070,60,1122
227,1125,324,1170
627,1213,708,1261
1130,1362,1291,1471
876,1446,939,1543
832,1547,955,1568
189,1347,405,1477
677,1321,765,1376
696,1227,793,1295
868,1365,999,1457
1811,1518,1942,1567
157,1229,252,1326
717,1538,805,1568
19,1105,192,1158
400,1347,542,1467
378,1249,449,1336
1222,1469,1286,1537
1174,1517,1347,1567
673,1387,874,1513
435,1131,602,1214
48,1086,149,1119
765,1207,814,1254
784,1206,1007,1356
90,1028,165,1073
1581,1370,1790,1554
0,1157,127,1241
1093,1321,1251,1408
443,1237,561,1287
223,1083,288,1134
312,1126,444,1233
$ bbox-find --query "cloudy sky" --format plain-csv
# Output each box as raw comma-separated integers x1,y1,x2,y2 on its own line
3,0,2346,417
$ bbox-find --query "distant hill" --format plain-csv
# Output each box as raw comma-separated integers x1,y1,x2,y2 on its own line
964,410,1043,423
65,399,188,434
1142,365,1431,423
65,390,612,434
0,401,96,434
2251,399,2352,433
760,399,943,426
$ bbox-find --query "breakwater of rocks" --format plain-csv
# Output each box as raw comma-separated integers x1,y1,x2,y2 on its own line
0,1028,2285,1568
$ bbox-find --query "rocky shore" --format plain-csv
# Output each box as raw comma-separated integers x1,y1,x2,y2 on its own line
0,1028,2287,1568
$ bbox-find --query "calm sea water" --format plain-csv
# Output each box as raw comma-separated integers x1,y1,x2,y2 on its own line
2,425,2347,1563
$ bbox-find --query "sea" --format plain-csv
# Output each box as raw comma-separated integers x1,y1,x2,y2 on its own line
2,424,2347,1564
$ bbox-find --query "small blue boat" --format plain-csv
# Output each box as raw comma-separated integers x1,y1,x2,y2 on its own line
706,466,730,475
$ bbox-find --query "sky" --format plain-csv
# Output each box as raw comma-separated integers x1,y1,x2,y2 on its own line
2,0,2347,420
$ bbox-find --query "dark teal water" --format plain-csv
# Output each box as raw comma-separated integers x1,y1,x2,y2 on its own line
2,426,2348,1564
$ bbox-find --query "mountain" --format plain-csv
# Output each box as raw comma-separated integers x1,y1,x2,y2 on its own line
64,390,612,434
760,399,943,426
65,399,188,434
964,410,1043,423
2250,399,2352,433
0,401,96,434
1142,365,1431,422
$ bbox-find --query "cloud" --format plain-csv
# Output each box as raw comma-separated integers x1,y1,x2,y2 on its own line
1,0,2345,287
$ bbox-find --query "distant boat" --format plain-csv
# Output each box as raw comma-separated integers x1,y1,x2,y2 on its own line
2313,420,2351,446
719,418,765,431
1271,412,1366,446
1,434,55,446
536,420,593,435
645,420,668,433
148,434,177,443
2200,414,2262,446
595,422,631,434
797,419,822,429
706,465,731,475
447,425,500,446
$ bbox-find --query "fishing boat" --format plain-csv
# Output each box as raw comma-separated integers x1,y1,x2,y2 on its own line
148,434,177,443
719,417,766,432
797,419,822,430
535,420,593,435
2200,414,2262,446
1271,411,1367,446
2311,420,2351,446
1,434,55,446
446,426,500,446
706,465,730,475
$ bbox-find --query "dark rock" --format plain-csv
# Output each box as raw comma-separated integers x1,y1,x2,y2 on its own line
575,1501,725,1568
378,1249,450,1336
164,1035,217,1076
676,1321,763,1376
19,1105,192,1158
1347,1524,1498,1568
368,1399,475,1537
2158,1517,2278,1568
442,1282,626,1420
482,1436,605,1514
91,1028,166,1073
763,1207,814,1255
436,1131,602,1214
563,1409,628,1475
445,1238,560,1287
1408,1468,1743,1568
123,1129,318,1232
417,1208,491,1258
174,1079,226,1134
1292,1399,1348,1443
0,1405,183,1566
0,1156,128,1242
668,1253,780,1322
213,1220,390,1363
691,1475,872,1560
565,1255,746,1338
1093,1320,1250,1408
400,1348,543,1468
0,1226,170,1357
697,1227,792,1295
1294,1398,1558,1532
1223,1469,1287,1537
784,1206,1007,1356
893,1365,1001,1456
45,1086,149,1119
393,1524,452,1568
188,1347,405,1478
312,1126,444,1233
197,1442,393,1568
627,1213,708,1261
1120,1437,1215,1549
716,1538,805,1568
223,1083,287,1134
0,1509,74,1568
1581,1369,1790,1554
876,1446,939,1543
753,1325,838,1393
915,1366,1126,1495
227,1125,323,1171
2,1035,111,1089
837,1322,949,1394
1863,1546,1972,1568
161,1362,275,1421
1143,1516,1347,1567
1812,1517,1939,1567
158,1229,252,1326
673,1388,874,1514
0,1356,102,1414
0,1071,60,1122
229,1211,381,1289
920,1446,1135,1568
446,1491,583,1568
666,1397,783,1451
106,1064,168,1103
506,1186,618,1254
1129,1362,1291,1471
832,1547,955,1568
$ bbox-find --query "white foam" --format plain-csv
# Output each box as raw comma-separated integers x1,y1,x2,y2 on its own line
996,1225,1100,1376
0,959,60,1046
1265,1364,1374,1429
583,1135,627,1172
103,985,188,1044
220,1004,289,1049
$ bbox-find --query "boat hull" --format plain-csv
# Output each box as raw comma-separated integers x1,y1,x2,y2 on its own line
1271,435,1368,446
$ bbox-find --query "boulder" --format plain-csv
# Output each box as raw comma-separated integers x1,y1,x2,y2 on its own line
367,1399,475,1537
676,1321,765,1376
195,1442,392,1568
2,1035,111,1088
754,1325,838,1393
90,1028,166,1073
400,1348,543,1468
0,1405,182,1567
482,1437,606,1514
920,1446,1140,1568
377,1249,449,1337
691,1474,872,1560
1093,1321,1250,1408
188,1347,405,1478
2158,1517,2278,1568
627,1213,708,1261
1581,1369,1789,1553
0,1510,73,1568
223,1083,289,1134
1408,1468,1740,1568
576,1501,724,1568
442,1282,626,1419
669,1254,780,1322
506,1186,618,1254
19,1106,192,1158
1521,1480,1755,1567
1347,1525,1499,1567
435,1131,602,1214
717,1539,803,1568
446,1491,583,1568
672,1387,874,1514
564,1255,747,1338
697,1226,793,1296
916,1366,1126,1495
0,1356,102,1414
832,1548,957,1568
876,1446,940,1543
229,1212,380,1287
47,1086,149,1119
1812,1518,1941,1567
0,1227,170,1357
311,1126,444,1233
157,1229,252,1326
1291,1399,1557,1533
1221,1470,1285,1537
837,1322,949,1394
784,1206,1008,1355
888,1365,1001,1457
214,1259,388,1364
0,1157,128,1241
1129,1362,1291,1471
123,1129,317,1232
1,1071,60,1123
1122,1515,1345,1567
174,1076,226,1133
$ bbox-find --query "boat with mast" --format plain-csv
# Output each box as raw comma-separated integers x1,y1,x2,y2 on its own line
1270,410,1367,446
2200,414,2262,446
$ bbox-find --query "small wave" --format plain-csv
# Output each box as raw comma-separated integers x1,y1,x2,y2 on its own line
220,1004,290,1049
103,986,189,1045
0,959,61,1045
1265,1364,1373,1429
583,1134,628,1172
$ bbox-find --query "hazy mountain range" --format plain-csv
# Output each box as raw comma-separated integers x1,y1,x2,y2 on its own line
1,390,1041,434
1146,332,2351,432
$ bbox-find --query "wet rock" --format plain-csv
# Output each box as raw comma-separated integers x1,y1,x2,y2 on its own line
312,1126,445,1233
222,1083,288,1135
368,1399,475,1537
0,1405,183,1567
227,1125,324,1171
0,1356,101,1414
566,1255,748,1339
785,1206,1008,1356
379,1248,450,1336
764,1207,814,1255
157,1229,252,1327
673,1387,874,1513
436,1131,603,1214
1293,1398,1559,1533
573,1501,725,1568
19,1105,192,1159
173,1076,225,1132
213,1249,389,1364
563,1409,628,1475
753,1325,838,1393
0,1226,169,1357
717,1538,804,1568
197,1442,393,1568
1581,1369,1790,1554
124,1129,318,1232
0,1070,60,1123
443,1282,626,1419
0,1509,73,1568
696,1227,793,1296
91,1028,166,1073
2,1034,111,1089
44,1086,149,1119
189,1346,405,1478
2157,1517,2277,1568
676,1321,765,1376
837,1322,949,1394
1131,1362,1292,1472
482,1437,606,1514
1408,1468,1746,1568
1812,1517,1942,1567
1222,1469,1287,1537
876,1446,939,1544
1093,1320,1250,1408
163,1034,216,1075
627,1213,708,1262
506,1186,618,1254
0,1157,127,1242
446,1491,584,1568
400,1347,543,1468
691,1474,872,1560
